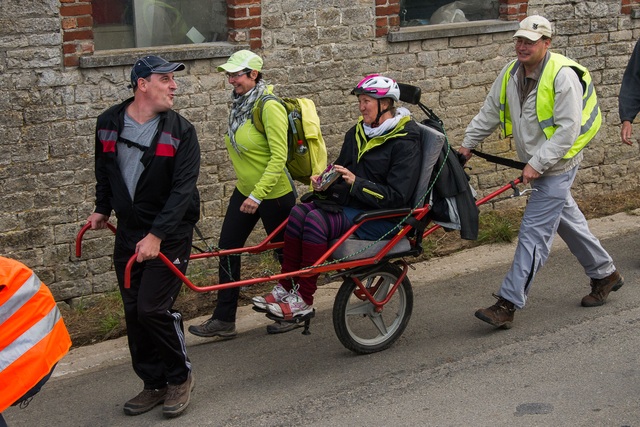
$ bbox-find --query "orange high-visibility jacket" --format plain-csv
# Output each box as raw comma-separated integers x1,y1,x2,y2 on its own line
0,257,71,412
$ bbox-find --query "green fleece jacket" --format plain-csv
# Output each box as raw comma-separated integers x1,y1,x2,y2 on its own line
225,87,293,201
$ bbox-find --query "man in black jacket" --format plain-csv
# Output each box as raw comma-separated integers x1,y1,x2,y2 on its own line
86,55,200,419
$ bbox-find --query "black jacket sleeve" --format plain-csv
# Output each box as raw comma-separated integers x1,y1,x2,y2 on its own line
94,114,114,218
619,39,640,123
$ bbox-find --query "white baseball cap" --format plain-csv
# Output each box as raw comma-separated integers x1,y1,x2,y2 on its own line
216,50,263,73
513,15,552,41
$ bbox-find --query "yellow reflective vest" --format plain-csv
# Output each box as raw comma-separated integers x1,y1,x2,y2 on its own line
499,52,601,159
0,257,71,412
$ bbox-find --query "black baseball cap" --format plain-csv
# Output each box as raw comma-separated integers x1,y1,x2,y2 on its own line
130,55,185,89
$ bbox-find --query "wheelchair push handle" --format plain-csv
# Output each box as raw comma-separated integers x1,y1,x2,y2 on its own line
123,252,193,289
76,222,182,290
75,221,117,257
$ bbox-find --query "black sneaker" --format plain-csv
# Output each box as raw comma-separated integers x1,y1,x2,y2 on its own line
188,318,237,338
123,387,166,416
163,373,195,418
266,320,303,334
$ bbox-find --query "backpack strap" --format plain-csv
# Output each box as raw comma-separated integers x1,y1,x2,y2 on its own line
252,94,284,134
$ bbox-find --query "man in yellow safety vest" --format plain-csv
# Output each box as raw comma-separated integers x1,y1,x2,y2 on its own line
459,15,623,329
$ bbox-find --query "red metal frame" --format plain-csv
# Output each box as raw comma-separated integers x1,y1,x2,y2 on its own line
75,222,116,257
352,260,410,312
75,178,522,301
128,204,434,292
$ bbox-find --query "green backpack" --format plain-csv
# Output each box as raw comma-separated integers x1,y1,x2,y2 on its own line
252,94,327,185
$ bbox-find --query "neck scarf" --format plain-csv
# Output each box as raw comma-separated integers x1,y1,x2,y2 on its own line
362,107,411,138
228,80,267,154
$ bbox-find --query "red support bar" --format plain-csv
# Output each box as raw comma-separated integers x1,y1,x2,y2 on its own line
122,206,433,293
189,218,288,260
352,260,409,310
475,177,522,206
422,177,522,238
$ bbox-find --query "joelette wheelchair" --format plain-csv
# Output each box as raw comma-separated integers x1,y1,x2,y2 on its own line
77,83,523,354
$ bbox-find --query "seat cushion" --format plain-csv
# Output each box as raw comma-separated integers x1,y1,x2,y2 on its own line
330,236,412,261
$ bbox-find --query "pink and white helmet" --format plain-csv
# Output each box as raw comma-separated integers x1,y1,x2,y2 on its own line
351,74,400,101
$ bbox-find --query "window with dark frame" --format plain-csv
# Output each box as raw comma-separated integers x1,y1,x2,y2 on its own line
400,0,500,27
92,0,227,50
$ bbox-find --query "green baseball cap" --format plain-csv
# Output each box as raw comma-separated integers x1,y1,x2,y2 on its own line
217,50,263,73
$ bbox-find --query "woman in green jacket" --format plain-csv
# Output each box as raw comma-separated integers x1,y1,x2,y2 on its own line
188,50,296,338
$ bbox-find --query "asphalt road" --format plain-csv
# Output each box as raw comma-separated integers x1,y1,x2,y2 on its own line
4,211,640,427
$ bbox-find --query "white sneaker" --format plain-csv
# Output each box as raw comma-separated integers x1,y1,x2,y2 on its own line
266,287,313,319
252,284,288,311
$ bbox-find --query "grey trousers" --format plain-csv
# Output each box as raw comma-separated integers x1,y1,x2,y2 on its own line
498,166,615,309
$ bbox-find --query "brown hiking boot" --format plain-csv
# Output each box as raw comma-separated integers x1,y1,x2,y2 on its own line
475,294,516,329
123,387,167,416
163,372,195,418
581,271,624,307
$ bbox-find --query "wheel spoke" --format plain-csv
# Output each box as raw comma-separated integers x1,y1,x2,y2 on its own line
373,280,391,299
369,313,388,335
345,300,373,316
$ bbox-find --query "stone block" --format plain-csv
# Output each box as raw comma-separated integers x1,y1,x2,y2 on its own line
50,278,92,301
90,272,118,294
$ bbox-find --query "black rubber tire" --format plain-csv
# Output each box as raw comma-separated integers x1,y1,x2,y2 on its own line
332,262,413,354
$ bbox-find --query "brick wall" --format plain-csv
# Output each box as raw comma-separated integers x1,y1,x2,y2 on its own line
622,0,640,14
60,0,94,67
227,0,263,49
1,0,639,305
500,0,529,21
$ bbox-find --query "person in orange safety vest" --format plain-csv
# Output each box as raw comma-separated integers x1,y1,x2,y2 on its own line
0,256,71,425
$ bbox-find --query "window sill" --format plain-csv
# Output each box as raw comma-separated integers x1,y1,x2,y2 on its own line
388,19,520,43
78,42,248,68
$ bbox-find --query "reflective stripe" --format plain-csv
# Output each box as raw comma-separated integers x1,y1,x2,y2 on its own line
0,305,62,371
362,187,384,200
0,258,71,413
539,116,555,129
581,96,600,135
541,81,599,136
584,81,594,108
499,60,518,137
0,273,40,325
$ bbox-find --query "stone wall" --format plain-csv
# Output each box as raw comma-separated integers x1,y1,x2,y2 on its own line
1,0,639,305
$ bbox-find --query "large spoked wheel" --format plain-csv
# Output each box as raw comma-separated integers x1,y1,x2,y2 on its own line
332,262,413,354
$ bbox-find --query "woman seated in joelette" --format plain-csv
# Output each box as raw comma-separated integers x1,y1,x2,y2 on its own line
252,74,423,320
